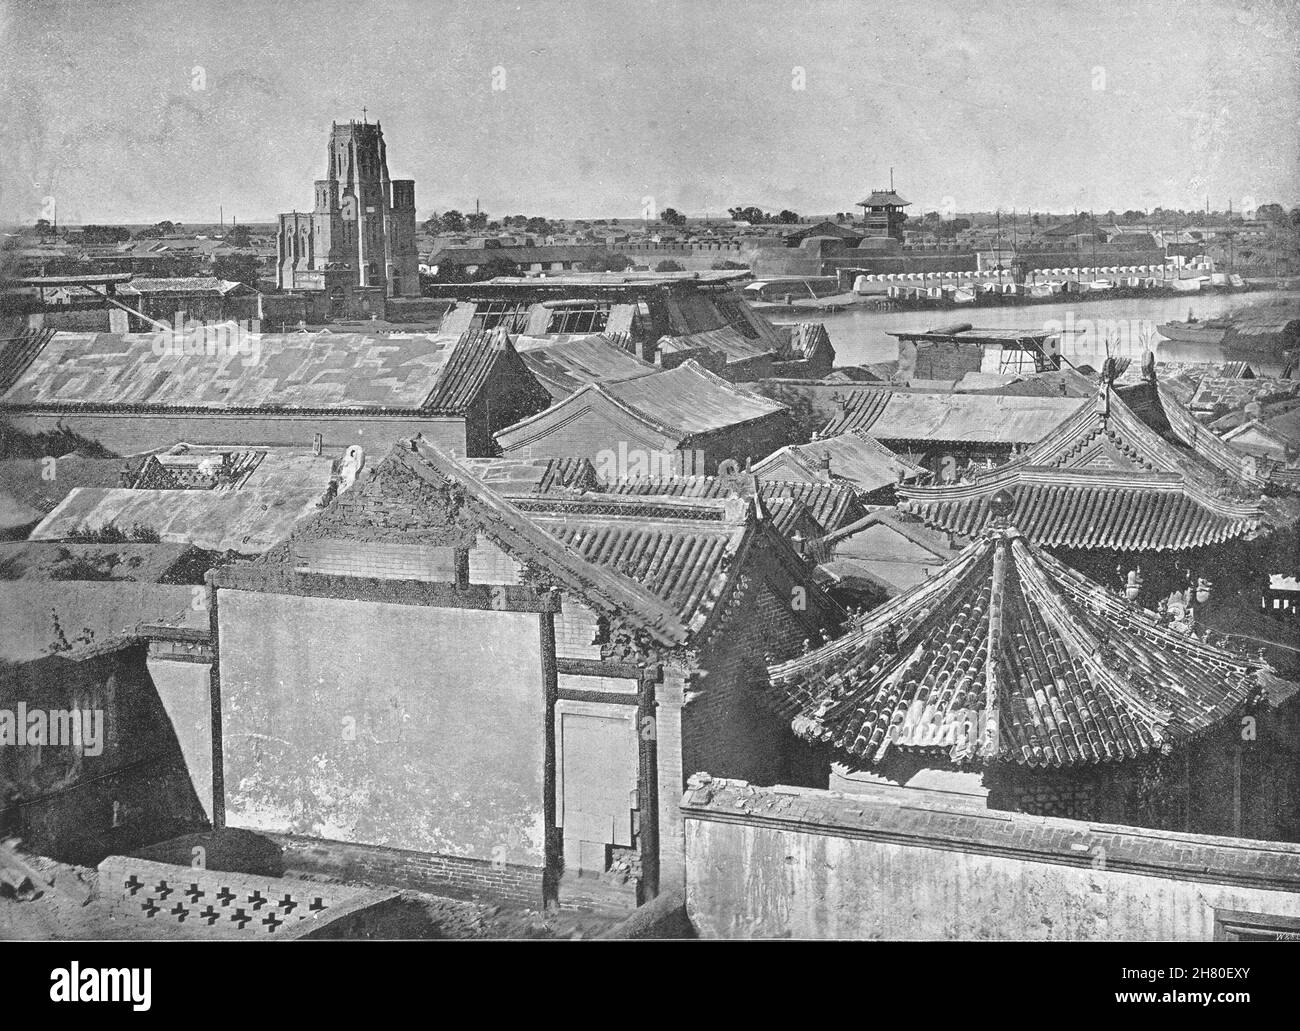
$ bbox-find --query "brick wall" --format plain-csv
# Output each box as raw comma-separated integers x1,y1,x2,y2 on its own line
296,540,461,581
0,411,466,457
269,834,545,906
682,574,831,790
913,340,984,381
655,666,687,889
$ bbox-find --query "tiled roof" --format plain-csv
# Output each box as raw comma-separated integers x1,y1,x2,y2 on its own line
495,359,790,448
597,476,865,534
517,496,752,635
656,327,776,364
767,529,1263,768
1190,376,1300,414
857,191,910,207
859,393,1086,445
515,335,655,399
899,382,1267,550
0,328,516,414
905,476,1257,550
384,442,705,646
459,456,599,495
116,277,248,295
819,389,893,435
753,430,923,493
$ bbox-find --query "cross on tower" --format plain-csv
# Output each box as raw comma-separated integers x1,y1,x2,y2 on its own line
362,106,367,122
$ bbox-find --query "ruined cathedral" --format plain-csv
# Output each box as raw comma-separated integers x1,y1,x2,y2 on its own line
276,118,421,317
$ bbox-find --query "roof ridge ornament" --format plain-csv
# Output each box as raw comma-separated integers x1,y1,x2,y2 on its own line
988,487,1015,529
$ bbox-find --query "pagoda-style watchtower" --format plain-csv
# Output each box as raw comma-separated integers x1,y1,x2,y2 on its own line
856,189,910,241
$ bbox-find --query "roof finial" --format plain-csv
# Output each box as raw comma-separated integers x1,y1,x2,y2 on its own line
989,488,1015,528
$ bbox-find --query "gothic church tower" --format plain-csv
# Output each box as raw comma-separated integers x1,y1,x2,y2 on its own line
277,117,420,309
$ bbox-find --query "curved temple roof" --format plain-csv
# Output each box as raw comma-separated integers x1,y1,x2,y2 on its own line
898,379,1269,550
766,527,1264,769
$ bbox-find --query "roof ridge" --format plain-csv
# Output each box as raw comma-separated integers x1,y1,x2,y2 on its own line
406,440,690,646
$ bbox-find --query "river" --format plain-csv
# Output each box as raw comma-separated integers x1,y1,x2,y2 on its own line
771,289,1300,375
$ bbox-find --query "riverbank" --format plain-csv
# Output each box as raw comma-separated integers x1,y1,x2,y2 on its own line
752,278,1288,316
770,288,1300,371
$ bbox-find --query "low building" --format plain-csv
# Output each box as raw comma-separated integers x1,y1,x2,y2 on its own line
494,359,795,474
111,277,257,332
26,443,351,556
0,327,551,457
511,334,657,402
751,429,923,503
204,439,840,908
820,388,1086,469
427,243,611,278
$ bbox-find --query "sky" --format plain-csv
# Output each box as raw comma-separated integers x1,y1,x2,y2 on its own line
1,0,1297,225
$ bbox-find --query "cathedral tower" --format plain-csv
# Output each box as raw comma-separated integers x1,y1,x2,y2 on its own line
277,117,420,313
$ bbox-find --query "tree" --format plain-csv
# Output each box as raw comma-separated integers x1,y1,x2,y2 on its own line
586,251,633,272
525,216,551,236
224,224,252,247
1256,203,1286,223
430,255,519,284
211,253,260,287
655,259,684,272
728,206,770,225
441,210,466,233
466,210,489,231
33,218,52,236
777,209,799,224
81,225,133,244
133,220,179,239
660,207,687,226
711,259,748,270
421,213,443,234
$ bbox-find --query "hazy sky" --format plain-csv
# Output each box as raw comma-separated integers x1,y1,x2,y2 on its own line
1,0,1297,225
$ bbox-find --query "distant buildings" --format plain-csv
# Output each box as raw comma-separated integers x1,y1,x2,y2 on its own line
277,119,420,317
426,243,610,278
